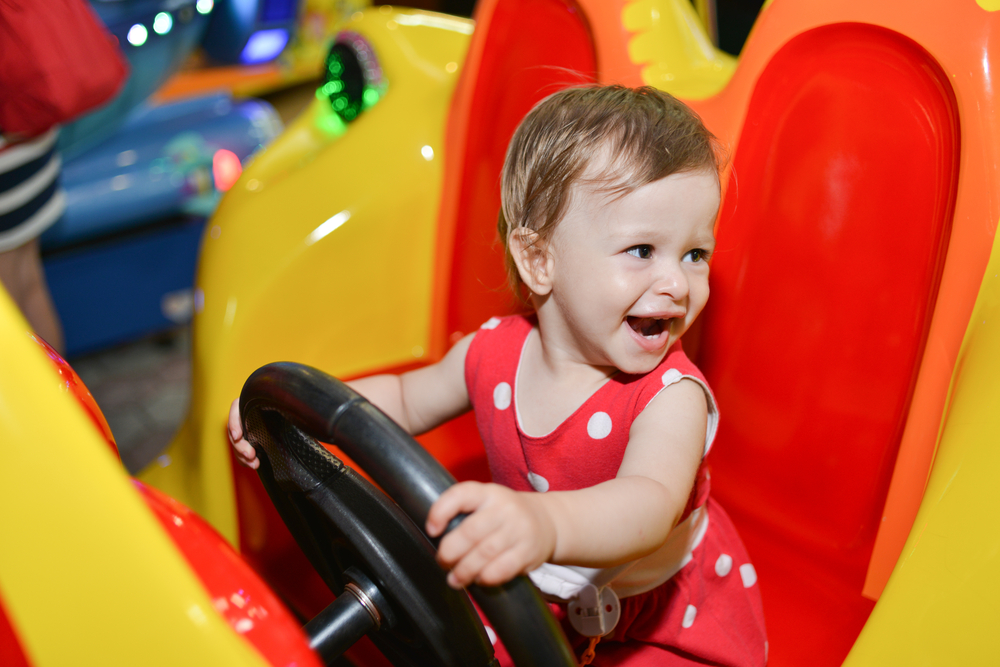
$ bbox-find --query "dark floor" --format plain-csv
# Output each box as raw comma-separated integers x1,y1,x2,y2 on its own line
72,327,191,474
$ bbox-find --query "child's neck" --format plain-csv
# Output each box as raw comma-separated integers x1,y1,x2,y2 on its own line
515,321,617,438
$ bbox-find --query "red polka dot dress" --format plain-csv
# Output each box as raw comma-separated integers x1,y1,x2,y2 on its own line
465,315,767,666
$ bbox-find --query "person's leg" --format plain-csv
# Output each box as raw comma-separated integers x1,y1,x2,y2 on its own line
0,238,64,352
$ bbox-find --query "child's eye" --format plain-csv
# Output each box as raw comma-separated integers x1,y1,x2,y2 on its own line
684,248,708,263
626,245,653,259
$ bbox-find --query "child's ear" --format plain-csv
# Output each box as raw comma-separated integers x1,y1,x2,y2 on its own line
509,228,553,296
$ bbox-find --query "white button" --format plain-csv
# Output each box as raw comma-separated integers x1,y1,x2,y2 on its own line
568,584,621,637
493,382,511,410
740,563,758,588
715,554,733,577
587,412,612,439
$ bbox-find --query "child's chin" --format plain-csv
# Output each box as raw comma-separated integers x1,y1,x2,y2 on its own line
616,352,667,376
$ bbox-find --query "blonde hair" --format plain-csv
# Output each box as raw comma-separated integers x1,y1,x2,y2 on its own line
498,85,722,292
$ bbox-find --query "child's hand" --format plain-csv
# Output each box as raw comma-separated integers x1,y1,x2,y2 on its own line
228,398,259,469
426,481,557,589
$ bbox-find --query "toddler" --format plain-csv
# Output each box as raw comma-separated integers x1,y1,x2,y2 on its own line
231,85,766,666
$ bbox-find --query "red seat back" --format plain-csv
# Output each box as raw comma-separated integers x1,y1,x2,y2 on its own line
696,23,959,666
419,0,598,481
438,0,597,339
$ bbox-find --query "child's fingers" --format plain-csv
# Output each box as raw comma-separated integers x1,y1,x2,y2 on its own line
425,481,487,537
470,547,533,587
227,398,244,442
228,397,259,468
435,500,506,567
443,529,523,588
427,483,556,589
233,439,260,469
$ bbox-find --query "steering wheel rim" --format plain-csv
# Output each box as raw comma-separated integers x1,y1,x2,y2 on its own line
240,362,577,667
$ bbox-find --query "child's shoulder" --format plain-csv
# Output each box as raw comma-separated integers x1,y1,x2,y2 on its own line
467,314,534,351
619,340,708,388
464,314,533,378
473,314,534,335
616,341,715,421
628,342,719,454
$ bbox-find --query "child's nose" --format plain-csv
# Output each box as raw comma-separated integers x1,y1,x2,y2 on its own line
653,263,689,300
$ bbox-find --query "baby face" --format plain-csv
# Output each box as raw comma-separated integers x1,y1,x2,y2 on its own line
541,169,720,375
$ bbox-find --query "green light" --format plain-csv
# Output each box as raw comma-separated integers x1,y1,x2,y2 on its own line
196,0,214,14
153,12,173,35
320,38,386,125
316,112,348,137
318,81,343,97
127,23,148,46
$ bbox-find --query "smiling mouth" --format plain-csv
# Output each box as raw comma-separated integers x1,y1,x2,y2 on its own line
627,316,670,338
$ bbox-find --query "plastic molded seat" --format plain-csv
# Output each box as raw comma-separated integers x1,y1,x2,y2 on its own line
438,0,597,338
696,24,959,666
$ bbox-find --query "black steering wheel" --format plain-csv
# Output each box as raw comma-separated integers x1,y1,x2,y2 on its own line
239,362,577,667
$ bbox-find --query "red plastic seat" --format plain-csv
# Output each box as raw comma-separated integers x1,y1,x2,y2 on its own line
420,0,598,479
696,23,959,666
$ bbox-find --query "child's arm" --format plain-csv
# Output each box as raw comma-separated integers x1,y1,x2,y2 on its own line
229,334,475,469
426,378,706,588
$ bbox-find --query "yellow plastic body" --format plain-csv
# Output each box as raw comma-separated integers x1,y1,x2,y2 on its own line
140,8,474,543
623,0,736,98
844,221,1000,663
0,291,268,666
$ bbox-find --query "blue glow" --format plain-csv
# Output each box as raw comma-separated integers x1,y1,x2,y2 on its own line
231,0,256,24
239,29,289,64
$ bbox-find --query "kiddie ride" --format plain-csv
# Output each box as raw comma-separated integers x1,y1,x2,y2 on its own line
0,305,576,666
3,0,1000,664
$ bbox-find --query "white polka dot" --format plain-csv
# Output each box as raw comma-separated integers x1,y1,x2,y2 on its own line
682,604,697,628
234,618,254,633
739,563,758,588
493,382,511,410
485,625,497,645
715,554,733,577
481,317,501,329
661,368,683,386
587,412,612,439
527,472,549,492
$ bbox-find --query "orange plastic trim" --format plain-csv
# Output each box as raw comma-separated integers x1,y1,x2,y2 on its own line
578,0,644,86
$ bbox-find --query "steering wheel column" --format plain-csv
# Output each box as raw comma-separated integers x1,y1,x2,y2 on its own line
240,362,576,667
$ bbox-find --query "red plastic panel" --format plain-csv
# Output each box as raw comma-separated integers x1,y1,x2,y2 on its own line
696,24,959,666
31,333,119,461
0,594,32,667
134,481,323,667
443,0,597,338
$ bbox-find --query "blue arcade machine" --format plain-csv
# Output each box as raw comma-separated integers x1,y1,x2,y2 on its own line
42,0,292,357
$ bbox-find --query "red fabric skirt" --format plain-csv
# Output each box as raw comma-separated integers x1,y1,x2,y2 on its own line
487,499,767,666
